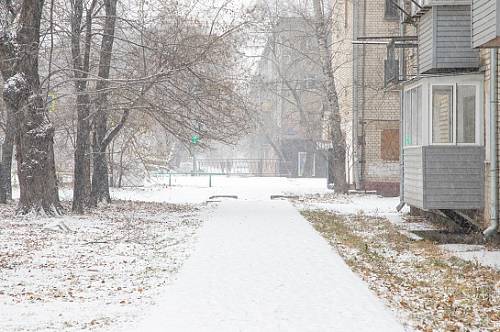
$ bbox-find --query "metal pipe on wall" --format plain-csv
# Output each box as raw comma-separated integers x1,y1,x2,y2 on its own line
352,0,361,190
399,5,406,206
485,49,499,239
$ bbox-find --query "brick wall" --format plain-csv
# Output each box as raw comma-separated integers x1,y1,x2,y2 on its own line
334,0,401,193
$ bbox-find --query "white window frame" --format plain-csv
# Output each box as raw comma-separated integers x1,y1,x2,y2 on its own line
403,84,423,147
403,74,483,148
429,82,482,146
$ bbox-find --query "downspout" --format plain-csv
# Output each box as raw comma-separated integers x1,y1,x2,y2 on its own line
360,0,367,190
352,0,361,189
399,10,406,207
485,49,498,239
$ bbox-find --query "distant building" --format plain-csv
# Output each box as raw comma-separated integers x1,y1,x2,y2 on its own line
251,17,328,178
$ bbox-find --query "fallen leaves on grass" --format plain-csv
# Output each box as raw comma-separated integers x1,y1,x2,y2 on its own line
0,200,202,331
302,210,500,332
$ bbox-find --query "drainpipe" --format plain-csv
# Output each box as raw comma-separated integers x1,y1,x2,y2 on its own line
484,49,498,239
398,11,406,208
359,0,367,191
352,0,361,189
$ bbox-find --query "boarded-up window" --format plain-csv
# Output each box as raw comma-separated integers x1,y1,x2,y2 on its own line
381,129,400,161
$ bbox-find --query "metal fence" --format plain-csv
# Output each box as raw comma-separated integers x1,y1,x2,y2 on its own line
196,159,285,176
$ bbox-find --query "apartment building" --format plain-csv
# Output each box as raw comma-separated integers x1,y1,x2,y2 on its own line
251,17,328,178
393,0,499,235
333,0,402,196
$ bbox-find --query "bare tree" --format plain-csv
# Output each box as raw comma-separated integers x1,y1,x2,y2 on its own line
71,0,97,213
0,0,61,214
312,0,347,192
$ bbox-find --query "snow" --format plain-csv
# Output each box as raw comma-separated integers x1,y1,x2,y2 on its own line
125,200,405,332
310,195,402,215
10,176,496,331
4,73,26,94
440,244,500,270
110,176,331,204
0,202,202,332
298,192,500,272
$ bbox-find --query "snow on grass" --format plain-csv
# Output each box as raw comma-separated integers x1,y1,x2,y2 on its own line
302,209,500,331
0,201,203,332
106,176,332,204
440,244,500,270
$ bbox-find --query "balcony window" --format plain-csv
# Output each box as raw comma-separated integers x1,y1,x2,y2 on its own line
431,84,478,144
403,74,482,148
403,86,422,146
457,85,476,143
432,86,453,143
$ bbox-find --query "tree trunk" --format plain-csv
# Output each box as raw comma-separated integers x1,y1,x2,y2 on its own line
109,140,114,188
118,142,125,188
313,0,348,193
0,106,14,202
71,0,96,213
1,0,61,214
90,0,117,206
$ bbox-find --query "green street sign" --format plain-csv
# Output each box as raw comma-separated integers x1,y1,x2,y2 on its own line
191,135,200,144
48,92,57,113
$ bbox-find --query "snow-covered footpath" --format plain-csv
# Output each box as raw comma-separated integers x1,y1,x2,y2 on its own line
125,200,405,332
1,177,409,331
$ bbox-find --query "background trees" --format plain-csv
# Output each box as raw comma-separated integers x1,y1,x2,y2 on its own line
1,0,61,214
0,0,254,214
249,0,348,190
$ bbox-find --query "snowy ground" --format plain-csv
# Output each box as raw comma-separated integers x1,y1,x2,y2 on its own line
111,176,330,204
0,201,202,332
298,194,500,271
299,195,500,331
125,200,405,332
3,176,500,331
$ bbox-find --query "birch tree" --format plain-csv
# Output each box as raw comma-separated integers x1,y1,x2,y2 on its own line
312,0,347,192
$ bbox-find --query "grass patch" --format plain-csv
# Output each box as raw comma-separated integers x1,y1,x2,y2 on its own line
302,209,500,332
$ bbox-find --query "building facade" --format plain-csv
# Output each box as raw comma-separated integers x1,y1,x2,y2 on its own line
393,0,499,235
333,0,402,196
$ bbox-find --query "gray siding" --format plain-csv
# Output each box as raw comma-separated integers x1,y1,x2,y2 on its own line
403,146,484,210
472,0,499,48
419,11,434,73
418,6,480,74
403,147,425,208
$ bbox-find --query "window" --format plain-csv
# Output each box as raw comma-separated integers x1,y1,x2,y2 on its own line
411,87,422,145
431,84,478,144
381,129,400,161
457,85,476,143
385,0,399,20
432,86,453,143
403,86,422,146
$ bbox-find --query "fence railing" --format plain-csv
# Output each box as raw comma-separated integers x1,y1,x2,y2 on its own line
195,159,288,177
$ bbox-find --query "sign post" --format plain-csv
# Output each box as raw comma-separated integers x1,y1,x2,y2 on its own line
191,135,200,174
